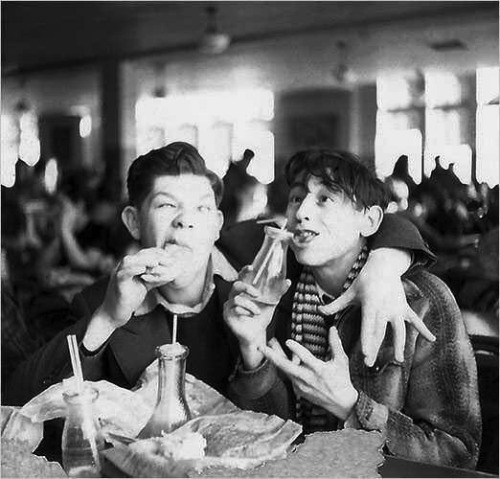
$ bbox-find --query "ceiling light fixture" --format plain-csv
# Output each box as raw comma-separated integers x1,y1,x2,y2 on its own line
199,5,231,55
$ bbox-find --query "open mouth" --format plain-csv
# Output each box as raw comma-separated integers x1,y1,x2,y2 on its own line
292,229,319,245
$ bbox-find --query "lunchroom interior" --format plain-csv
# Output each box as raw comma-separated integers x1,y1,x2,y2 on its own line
1,1,498,476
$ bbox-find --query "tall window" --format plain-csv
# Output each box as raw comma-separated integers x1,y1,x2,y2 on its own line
376,68,499,186
375,73,424,182
135,89,275,184
424,72,472,184
476,67,499,187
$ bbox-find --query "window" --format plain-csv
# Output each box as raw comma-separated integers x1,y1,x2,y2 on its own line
476,67,499,186
135,89,275,183
376,69,498,186
375,74,424,182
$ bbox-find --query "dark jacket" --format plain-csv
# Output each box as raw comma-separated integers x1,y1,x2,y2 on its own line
4,274,240,406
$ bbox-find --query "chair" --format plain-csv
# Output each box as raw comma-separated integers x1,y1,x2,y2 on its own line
470,333,499,475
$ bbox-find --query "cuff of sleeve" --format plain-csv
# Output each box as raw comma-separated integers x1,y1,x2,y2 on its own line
346,390,389,431
230,358,279,400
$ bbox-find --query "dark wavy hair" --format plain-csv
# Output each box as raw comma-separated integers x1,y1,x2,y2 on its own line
285,148,389,210
126,142,223,207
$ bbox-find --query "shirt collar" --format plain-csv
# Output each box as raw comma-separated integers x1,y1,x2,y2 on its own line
135,247,237,317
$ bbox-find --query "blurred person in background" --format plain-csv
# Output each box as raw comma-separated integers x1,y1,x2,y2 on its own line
219,149,268,227
389,154,417,197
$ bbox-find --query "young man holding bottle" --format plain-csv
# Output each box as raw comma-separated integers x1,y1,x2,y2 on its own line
224,148,481,469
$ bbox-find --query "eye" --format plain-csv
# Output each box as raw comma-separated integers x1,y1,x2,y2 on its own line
157,202,176,209
198,205,212,212
288,194,303,205
318,195,334,204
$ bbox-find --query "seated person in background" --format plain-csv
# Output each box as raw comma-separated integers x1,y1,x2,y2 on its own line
224,149,481,469
5,142,433,408
1,280,44,397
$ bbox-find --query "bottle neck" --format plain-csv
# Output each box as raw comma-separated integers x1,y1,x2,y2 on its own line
156,353,187,403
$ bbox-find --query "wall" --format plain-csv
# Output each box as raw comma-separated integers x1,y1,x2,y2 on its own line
1,67,101,173
2,6,497,191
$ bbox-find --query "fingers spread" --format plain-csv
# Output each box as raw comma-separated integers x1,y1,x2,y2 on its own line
360,304,378,363
285,340,321,369
390,315,406,363
318,288,355,316
364,314,388,368
267,337,287,359
407,308,436,342
261,344,302,379
328,327,347,361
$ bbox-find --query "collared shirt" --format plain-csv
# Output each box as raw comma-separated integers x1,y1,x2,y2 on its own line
134,247,238,317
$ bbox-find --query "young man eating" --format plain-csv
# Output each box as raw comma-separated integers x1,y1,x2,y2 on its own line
224,148,481,469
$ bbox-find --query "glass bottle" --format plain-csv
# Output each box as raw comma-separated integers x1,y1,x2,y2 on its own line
138,343,192,439
239,225,292,305
61,386,103,478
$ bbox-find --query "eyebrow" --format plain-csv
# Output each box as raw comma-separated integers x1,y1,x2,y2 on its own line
151,192,214,202
289,181,306,190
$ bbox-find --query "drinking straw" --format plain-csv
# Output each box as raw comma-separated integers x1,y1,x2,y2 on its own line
66,334,84,393
172,314,178,344
252,220,288,286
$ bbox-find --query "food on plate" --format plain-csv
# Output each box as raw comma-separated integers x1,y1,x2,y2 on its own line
1,439,67,478
1,406,43,452
103,410,302,478
188,429,385,478
174,411,301,460
20,379,151,439
20,365,239,443
129,431,206,461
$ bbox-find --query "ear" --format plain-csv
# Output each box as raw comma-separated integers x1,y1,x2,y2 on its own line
360,205,384,238
213,210,224,240
121,205,141,241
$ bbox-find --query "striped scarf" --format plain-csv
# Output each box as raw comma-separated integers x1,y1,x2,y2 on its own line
290,245,368,433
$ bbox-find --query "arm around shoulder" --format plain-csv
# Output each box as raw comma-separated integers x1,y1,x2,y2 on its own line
371,213,436,270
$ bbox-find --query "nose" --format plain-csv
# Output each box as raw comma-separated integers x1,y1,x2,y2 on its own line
172,209,195,229
295,195,313,223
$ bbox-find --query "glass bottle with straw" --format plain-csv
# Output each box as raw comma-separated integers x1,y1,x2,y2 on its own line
138,304,192,439
61,335,103,478
239,223,292,306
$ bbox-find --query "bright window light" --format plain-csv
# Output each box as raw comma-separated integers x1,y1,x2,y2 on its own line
377,75,413,110
425,72,463,108
135,89,275,180
477,67,500,105
79,115,92,138
425,109,464,147
1,114,19,188
18,111,40,167
44,158,59,194
476,105,499,186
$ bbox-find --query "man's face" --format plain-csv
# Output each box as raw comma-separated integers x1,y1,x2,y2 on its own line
134,174,223,275
286,174,367,269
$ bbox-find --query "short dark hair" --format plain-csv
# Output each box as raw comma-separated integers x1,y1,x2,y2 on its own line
285,148,389,210
126,142,223,207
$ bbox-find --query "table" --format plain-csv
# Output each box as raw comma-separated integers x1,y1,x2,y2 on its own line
102,454,497,478
381,456,496,478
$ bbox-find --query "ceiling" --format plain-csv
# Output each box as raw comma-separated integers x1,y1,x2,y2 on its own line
2,1,496,76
